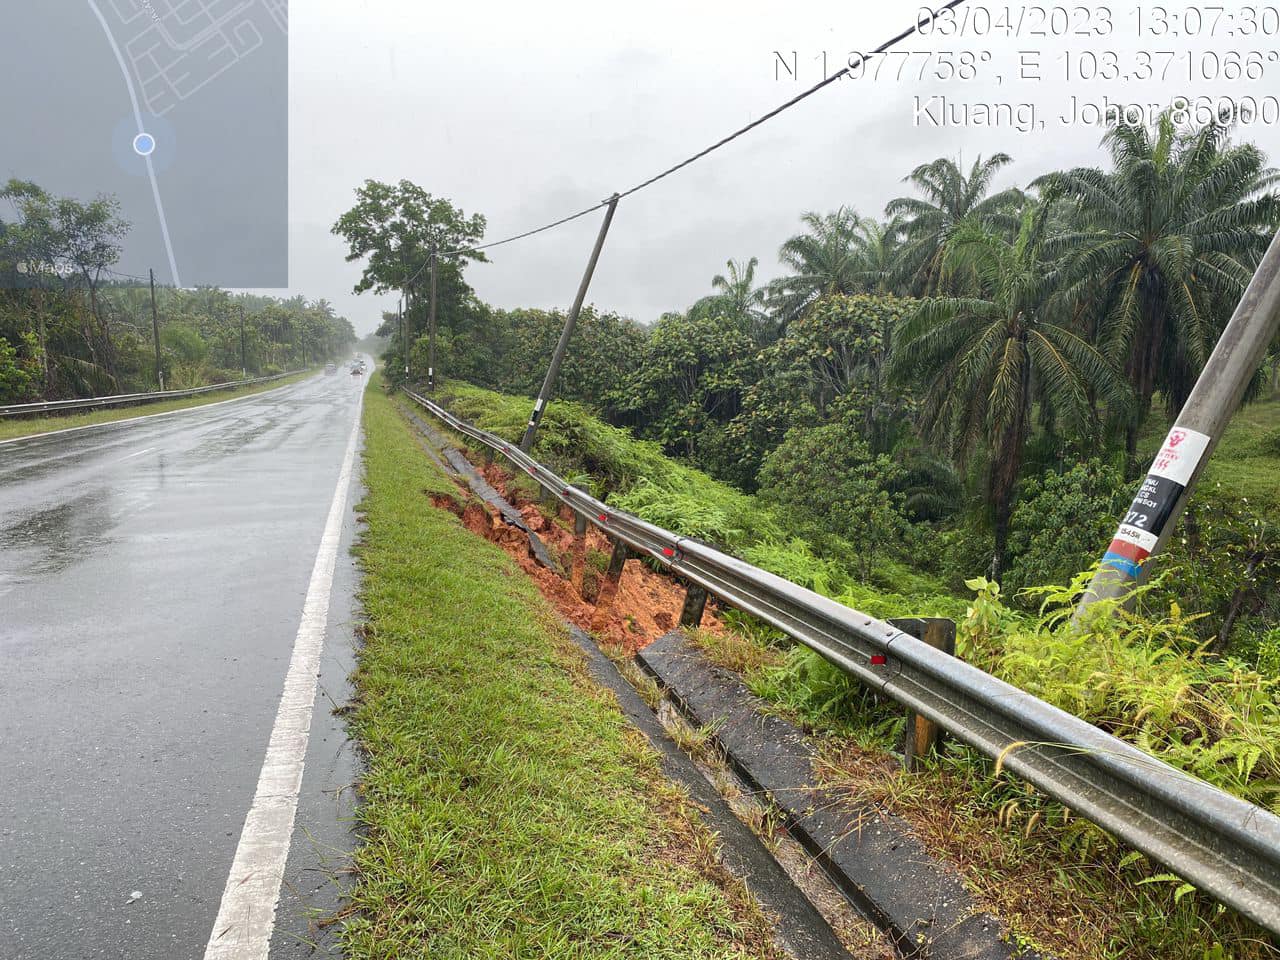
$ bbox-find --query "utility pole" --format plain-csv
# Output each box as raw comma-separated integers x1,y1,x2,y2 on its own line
520,194,620,452
428,250,438,392
398,296,405,381
149,269,163,391
403,286,412,379
1076,228,1280,622
239,306,247,378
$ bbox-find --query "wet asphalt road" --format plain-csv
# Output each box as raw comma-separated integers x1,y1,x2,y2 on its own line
0,371,366,959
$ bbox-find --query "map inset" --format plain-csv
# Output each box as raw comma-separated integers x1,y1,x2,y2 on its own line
1,1,288,287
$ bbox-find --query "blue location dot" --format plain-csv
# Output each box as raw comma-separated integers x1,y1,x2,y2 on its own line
133,133,157,157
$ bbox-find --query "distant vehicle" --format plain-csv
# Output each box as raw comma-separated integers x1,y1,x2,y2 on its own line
351,366,363,377
324,363,337,375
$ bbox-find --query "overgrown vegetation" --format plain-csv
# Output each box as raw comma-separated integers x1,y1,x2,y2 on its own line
435,379,1280,958
348,379,783,959
0,179,355,403
342,115,1280,660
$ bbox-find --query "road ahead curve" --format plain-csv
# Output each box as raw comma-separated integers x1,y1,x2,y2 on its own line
0,370,367,959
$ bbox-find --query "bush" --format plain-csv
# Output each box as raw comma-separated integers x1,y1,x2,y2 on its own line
758,421,910,581
1003,460,1130,599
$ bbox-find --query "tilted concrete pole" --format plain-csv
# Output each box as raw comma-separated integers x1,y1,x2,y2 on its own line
1075,228,1280,622
520,195,620,453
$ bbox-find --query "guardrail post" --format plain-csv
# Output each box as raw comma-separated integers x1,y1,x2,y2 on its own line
889,617,956,772
573,511,588,539
679,583,708,629
606,539,629,582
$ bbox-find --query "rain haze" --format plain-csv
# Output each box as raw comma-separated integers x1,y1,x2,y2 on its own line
282,1,1280,334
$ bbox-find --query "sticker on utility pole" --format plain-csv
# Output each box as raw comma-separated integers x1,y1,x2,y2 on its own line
1101,426,1211,579
1150,427,1211,486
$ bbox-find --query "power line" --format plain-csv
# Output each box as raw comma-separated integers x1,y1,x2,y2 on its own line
404,0,967,272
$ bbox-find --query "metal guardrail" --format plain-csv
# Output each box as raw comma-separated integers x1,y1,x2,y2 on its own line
402,386,1280,935
0,371,308,418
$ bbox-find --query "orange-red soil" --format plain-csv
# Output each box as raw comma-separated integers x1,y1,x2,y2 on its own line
433,455,725,654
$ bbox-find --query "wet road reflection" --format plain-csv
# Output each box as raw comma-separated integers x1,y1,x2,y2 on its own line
0,372,366,960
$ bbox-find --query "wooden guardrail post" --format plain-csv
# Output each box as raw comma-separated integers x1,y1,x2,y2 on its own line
679,583,708,629
889,617,956,772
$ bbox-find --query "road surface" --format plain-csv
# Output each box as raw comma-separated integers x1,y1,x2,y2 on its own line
0,370,367,959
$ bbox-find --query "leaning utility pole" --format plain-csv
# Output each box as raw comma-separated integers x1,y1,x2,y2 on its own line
520,194,620,452
428,250,439,392
149,269,163,391
1076,228,1280,622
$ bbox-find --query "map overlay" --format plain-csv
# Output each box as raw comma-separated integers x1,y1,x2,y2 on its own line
2,1,288,287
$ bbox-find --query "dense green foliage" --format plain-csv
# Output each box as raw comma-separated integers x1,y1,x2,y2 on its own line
444,380,1279,956
0,180,355,401
338,116,1280,657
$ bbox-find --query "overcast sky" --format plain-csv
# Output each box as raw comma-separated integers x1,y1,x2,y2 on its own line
272,1,1280,335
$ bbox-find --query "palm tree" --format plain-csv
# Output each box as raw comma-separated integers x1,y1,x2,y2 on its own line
891,211,1127,579
1035,114,1280,456
766,207,867,325
887,154,1024,294
692,256,771,342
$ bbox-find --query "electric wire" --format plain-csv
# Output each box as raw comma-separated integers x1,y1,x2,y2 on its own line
395,0,967,290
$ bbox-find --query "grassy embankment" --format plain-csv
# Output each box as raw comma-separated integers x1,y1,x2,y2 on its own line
1150,393,1280,512
343,377,780,959
0,370,317,442
435,379,1280,960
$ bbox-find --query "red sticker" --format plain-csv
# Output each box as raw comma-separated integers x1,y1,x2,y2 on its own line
870,654,887,666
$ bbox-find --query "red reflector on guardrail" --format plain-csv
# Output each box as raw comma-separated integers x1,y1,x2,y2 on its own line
870,655,887,666
598,513,608,523
662,547,676,558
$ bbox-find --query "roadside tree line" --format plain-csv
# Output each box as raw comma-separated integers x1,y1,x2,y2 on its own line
1,179,356,403
335,113,1280,661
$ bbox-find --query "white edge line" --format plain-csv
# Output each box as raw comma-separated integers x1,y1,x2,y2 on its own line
203,388,364,960
0,375,316,448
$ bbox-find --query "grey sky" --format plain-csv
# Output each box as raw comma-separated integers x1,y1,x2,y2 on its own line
271,2,1280,333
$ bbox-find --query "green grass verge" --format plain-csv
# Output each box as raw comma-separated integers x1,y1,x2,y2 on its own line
1139,393,1280,511
345,378,778,959
0,370,317,442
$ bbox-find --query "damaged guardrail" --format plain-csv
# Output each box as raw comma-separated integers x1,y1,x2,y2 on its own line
0,370,307,419
402,386,1280,936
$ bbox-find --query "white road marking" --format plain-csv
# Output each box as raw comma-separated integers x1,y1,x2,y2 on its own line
0,376,314,448
112,446,155,464
202,390,364,960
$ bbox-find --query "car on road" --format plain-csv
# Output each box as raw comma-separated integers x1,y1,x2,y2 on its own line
351,366,363,376
325,362,337,375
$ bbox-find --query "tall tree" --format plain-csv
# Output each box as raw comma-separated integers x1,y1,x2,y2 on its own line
692,257,771,341
332,181,487,377
1036,114,1280,455
886,154,1024,294
766,207,868,325
891,212,1126,578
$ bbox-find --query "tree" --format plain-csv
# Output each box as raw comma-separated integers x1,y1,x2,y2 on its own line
767,208,869,325
691,257,772,342
332,181,487,380
1036,114,1280,456
758,421,909,581
622,311,759,468
886,154,1024,294
730,294,915,483
891,212,1127,579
